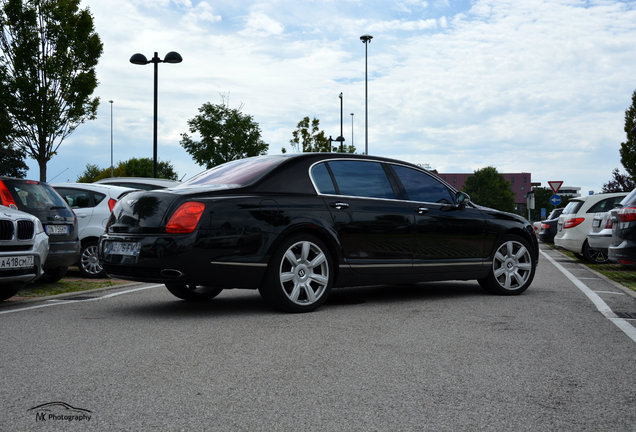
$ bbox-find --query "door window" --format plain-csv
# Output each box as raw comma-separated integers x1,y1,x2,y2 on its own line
391,165,454,204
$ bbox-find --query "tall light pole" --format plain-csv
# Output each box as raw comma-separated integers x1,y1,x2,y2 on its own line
350,112,354,149
130,51,183,178
337,92,345,152
109,100,113,177
360,34,373,155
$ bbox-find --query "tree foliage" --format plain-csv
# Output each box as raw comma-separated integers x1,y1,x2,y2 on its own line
619,90,636,178
602,168,635,193
0,0,102,181
180,102,268,169
77,158,178,183
0,141,27,177
285,116,355,153
462,166,516,212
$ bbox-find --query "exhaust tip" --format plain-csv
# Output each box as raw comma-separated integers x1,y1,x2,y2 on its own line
160,269,184,278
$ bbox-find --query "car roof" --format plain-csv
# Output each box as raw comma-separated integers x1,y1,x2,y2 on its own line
52,182,136,194
95,177,181,188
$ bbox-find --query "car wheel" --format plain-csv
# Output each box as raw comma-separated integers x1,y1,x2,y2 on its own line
79,240,105,278
479,234,535,295
0,282,23,301
39,266,68,283
259,234,333,313
582,241,609,264
165,283,223,301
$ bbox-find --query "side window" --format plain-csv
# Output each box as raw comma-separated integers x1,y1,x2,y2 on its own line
588,196,623,213
328,160,395,199
310,163,336,194
92,192,106,205
392,165,454,204
56,188,92,208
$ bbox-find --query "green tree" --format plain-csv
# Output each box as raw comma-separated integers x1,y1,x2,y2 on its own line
462,166,515,212
619,90,636,178
0,141,27,177
285,116,356,153
77,158,178,182
0,0,102,181
180,102,268,169
602,168,635,193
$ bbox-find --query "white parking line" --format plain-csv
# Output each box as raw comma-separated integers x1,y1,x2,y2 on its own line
541,250,636,344
0,284,163,315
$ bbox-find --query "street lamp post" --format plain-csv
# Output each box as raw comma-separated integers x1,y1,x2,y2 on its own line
337,92,345,152
109,100,113,177
350,112,354,149
130,51,183,178
360,34,373,155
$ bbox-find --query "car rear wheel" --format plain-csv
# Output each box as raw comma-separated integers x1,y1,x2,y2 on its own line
259,234,333,313
0,282,23,301
79,240,105,278
479,234,535,295
582,240,608,264
165,283,223,301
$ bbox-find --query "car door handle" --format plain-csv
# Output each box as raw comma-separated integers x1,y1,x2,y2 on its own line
416,207,429,214
330,202,350,210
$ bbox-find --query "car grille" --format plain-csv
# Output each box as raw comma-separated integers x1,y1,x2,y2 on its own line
0,219,34,240
0,220,12,240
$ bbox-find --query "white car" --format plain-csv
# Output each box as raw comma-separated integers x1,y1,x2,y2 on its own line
554,192,626,262
0,205,49,300
52,183,135,277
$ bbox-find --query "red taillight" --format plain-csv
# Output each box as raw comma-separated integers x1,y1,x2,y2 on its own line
540,223,550,229
108,198,117,212
563,217,585,229
0,180,17,208
617,207,636,223
603,218,613,229
166,202,205,234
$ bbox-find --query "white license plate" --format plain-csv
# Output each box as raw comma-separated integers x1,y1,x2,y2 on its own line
0,255,34,270
107,241,140,256
46,225,69,235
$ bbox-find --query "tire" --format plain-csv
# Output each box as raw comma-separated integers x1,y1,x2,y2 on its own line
79,240,105,278
478,234,536,295
39,266,68,283
582,241,608,264
165,283,223,301
0,282,23,301
259,234,333,313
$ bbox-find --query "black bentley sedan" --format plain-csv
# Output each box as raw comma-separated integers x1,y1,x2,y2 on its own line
99,153,539,312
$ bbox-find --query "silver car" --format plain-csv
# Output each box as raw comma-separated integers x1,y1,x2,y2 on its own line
0,205,49,301
586,211,613,263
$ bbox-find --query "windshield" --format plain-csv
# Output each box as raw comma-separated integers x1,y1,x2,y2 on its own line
180,156,286,188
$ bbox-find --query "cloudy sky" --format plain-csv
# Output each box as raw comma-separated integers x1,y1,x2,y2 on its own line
29,0,636,196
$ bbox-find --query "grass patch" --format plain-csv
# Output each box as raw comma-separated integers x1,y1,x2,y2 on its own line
548,245,636,292
18,278,128,298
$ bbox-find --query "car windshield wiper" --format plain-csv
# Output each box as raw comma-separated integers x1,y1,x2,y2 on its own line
49,206,67,210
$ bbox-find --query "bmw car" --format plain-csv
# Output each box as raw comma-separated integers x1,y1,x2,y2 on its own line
99,153,539,312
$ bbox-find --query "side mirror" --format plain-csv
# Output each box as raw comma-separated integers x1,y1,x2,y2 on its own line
456,191,470,207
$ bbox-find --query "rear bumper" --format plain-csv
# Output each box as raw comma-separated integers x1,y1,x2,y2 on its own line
608,240,636,266
45,240,80,268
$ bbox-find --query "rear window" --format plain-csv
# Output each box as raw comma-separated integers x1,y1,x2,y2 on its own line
1,179,68,212
562,200,583,215
181,156,285,188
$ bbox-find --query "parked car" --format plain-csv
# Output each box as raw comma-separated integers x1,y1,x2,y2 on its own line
0,205,49,300
0,177,79,282
586,210,619,264
52,183,136,277
554,192,626,262
99,153,539,313
608,188,636,266
538,208,563,243
96,177,180,190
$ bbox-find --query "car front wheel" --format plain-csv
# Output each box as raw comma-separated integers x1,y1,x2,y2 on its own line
479,235,535,295
165,284,223,301
259,234,333,313
582,241,608,264
0,282,23,301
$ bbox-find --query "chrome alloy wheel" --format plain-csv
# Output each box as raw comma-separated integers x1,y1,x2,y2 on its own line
80,243,103,276
278,240,330,306
492,240,533,291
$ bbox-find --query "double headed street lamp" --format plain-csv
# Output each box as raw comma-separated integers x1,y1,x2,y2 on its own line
130,51,183,178
360,34,373,155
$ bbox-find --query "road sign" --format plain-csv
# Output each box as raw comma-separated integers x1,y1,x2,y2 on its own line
550,194,562,206
548,181,563,194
